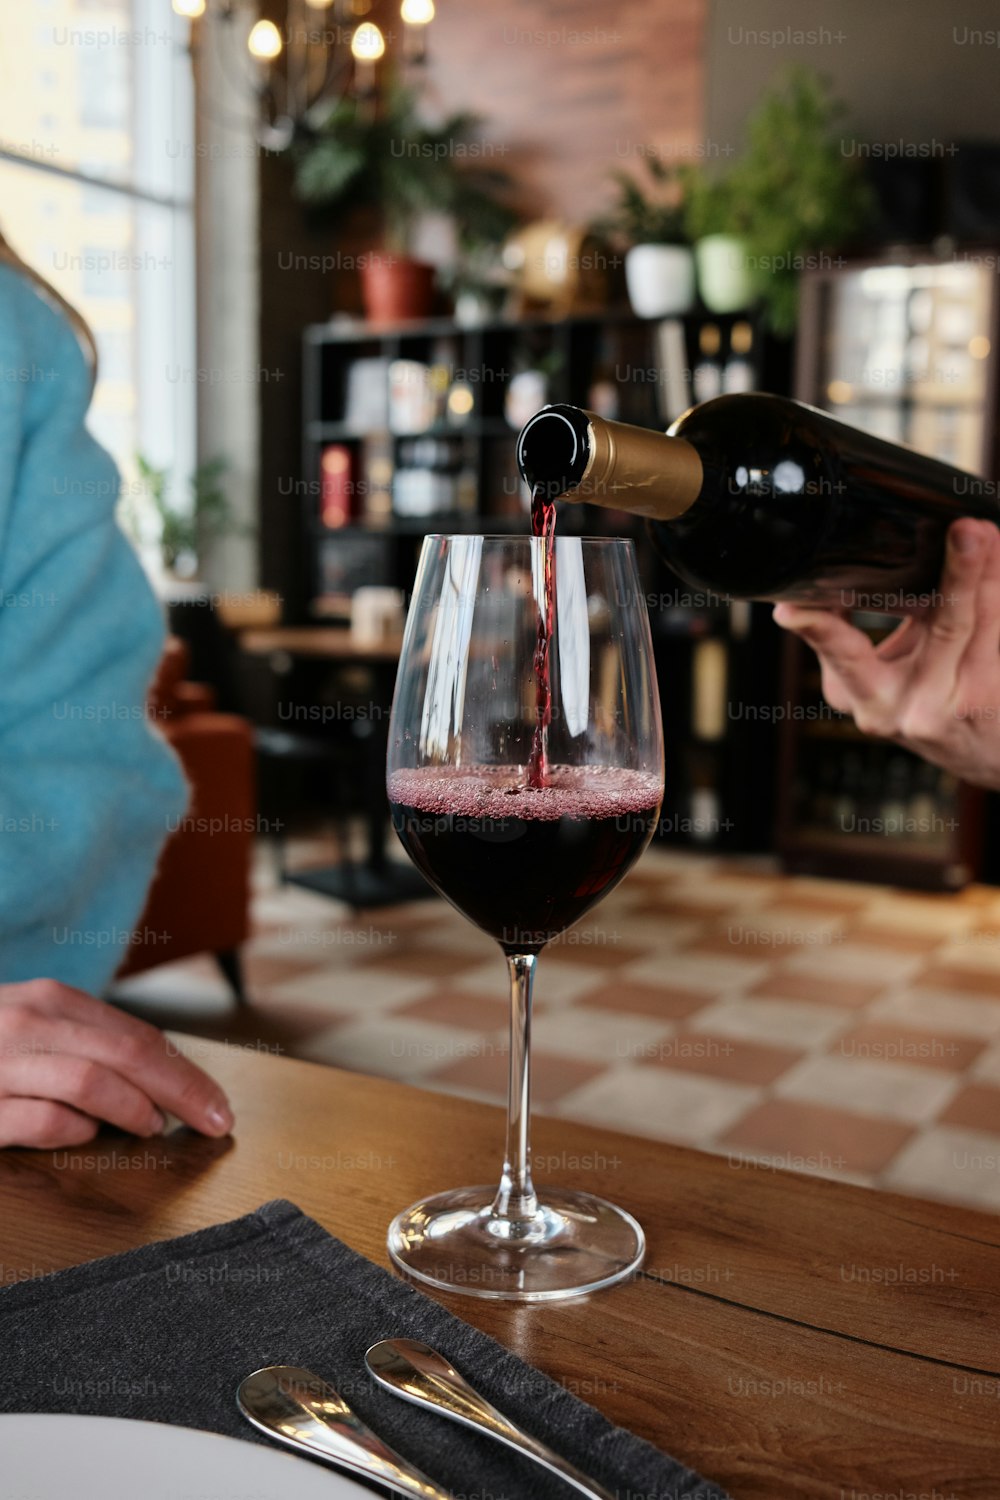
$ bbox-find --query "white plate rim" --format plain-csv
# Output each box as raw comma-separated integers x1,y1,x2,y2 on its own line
0,1410,370,1498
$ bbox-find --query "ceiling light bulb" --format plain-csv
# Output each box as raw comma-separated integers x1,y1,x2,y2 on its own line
172,0,206,15
401,0,435,23
248,19,283,60
351,21,385,59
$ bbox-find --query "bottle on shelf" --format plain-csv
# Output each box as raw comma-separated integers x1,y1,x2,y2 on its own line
653,319,691,425
881,755,912,837
587,328,622,422
908,760,945,841
388,359,436,435
859,750,886,833
722,321,755,394
688,763,721,845
319,444,355,529
515,394,999,608
427,339,456,426
692,324,722,403
831,751,863,835
811,753,839,831
360,433,394,525
393,436,462,517
455,464,478,514
691,636,728,743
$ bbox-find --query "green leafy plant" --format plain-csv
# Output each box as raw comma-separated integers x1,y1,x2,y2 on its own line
682,69,873,334
592,156,688,246
290,85,517,256
681,168,753,243
736,68,872,333
134,455,239,575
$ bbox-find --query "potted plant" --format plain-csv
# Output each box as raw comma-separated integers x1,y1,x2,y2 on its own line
291,86,516,322
683,69,871,331
129,455,240,580
729,68,872,335
594,158,695,318
682,167,755,316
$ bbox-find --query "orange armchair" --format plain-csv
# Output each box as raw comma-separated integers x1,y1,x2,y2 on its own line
115,638,255,999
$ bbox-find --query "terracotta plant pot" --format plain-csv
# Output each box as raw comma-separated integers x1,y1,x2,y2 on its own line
360,254,436,323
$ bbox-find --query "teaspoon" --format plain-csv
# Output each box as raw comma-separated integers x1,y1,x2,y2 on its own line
237,1363,454,1499
365,1338,617,1500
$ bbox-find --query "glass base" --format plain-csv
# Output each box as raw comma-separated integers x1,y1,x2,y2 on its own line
387,1184,645,1301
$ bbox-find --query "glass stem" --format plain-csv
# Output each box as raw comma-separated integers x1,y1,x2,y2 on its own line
492,953,539,1226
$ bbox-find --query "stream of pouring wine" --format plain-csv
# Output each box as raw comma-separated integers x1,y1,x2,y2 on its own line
527,483,557,789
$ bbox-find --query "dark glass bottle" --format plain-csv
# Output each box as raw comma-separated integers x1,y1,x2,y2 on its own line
516,393,998,608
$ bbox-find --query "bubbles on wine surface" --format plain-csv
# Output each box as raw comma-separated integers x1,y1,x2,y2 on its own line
387,763,663,822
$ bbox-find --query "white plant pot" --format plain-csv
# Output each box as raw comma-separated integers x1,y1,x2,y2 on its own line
624,243,696,319
695,234,753,314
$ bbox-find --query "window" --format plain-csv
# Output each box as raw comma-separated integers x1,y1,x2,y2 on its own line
0,0,196,502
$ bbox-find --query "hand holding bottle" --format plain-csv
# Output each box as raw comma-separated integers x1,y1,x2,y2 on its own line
773,519,1000,790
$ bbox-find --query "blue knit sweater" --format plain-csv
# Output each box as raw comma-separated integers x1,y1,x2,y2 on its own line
0,263,187,992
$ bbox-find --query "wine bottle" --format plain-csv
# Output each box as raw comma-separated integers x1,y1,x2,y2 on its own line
515,393,999,608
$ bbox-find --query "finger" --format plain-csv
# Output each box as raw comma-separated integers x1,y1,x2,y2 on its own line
61,1017,231,1136
875,615,922,663
772,604,889,709
0,1051,165,1138
9,979,164,1044
0,1098,99,1150
4,987,234,1137
961,520,1000,678
917,520,989,682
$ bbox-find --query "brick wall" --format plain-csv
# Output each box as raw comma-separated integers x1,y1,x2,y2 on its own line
422,0,707,222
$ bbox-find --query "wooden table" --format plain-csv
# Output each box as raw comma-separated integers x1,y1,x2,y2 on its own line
240,626,403,662
1,1040,997,1498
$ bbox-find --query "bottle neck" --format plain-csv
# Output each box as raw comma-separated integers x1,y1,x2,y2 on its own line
517,405,703,520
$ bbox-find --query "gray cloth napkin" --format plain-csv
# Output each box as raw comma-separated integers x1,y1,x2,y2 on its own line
0,1198,728,1500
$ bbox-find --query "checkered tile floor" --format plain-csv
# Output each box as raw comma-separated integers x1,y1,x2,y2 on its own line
112,842,1000,1213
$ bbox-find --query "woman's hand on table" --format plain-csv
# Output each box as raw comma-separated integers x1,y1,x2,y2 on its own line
0,979,234,1148
773,517,1000,790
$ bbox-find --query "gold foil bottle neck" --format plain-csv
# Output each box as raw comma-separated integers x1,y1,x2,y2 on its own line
571,412,703,520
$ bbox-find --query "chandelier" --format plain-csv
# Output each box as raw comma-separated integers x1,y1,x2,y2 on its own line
170,0,435,150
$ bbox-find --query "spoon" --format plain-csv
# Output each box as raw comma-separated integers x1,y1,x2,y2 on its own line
365,1338,617,1500
237,1363,453,1500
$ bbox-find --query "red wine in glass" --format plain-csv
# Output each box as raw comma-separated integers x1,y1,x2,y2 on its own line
388,763,662,953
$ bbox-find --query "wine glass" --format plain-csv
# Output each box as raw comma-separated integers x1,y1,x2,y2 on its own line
386,535,664,1300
